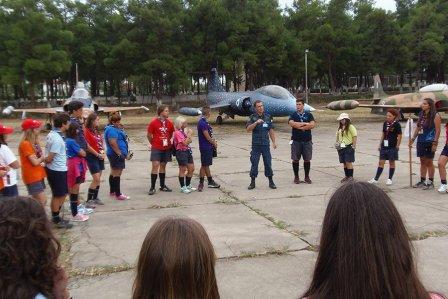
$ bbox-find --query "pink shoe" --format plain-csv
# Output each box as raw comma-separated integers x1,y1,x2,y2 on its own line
71,214,89,222
115,194,130,200
109,192,116,198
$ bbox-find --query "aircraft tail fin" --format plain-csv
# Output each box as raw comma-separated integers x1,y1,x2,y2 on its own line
373,74,386,99
208,68,225,92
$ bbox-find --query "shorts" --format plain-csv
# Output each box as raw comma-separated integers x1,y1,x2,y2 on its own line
338,146,355,163
45,167,68,197
86,154,105,174
380,148,399,161
150,148,172,163
417,142,435,159
1,185,19,197
200,148,213,166
441,144,448,157
176,150,194,166
108,154,125,170
26,180,46,196
291,141,313,161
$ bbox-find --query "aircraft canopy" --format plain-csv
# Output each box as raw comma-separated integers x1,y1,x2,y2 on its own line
70,88,92,107
256,85,295,100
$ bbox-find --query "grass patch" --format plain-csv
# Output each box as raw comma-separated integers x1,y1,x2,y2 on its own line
409,230,448,241
70,263,134,278
232,246,292,260
57,230,74,274
147,202,182,209
215,196,238,205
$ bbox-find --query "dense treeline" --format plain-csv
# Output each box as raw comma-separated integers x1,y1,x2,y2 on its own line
0,0,447,102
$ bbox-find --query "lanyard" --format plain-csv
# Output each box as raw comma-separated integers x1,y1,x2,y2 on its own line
385,121,396,139
297,112,306,122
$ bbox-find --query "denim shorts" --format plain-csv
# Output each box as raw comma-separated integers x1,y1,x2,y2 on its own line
26,180,46,196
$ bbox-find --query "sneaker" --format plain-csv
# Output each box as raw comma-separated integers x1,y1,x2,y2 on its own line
78,204,94,215
187,185,197,192
110,192,116,198
197,182,204,192
53,219,73,229
269,181,277,189
304,177,312,184
93,198,105,205
180,186,191,194
368,178,378,184
294,177,300,184
71,213,89,222
423,182,434,190
386,179,393,186
115,194,130,200
437,184,447,193
148,189,156,195
208,181,220,188
160,185,172,192
413,181,426,188
85,200,96,209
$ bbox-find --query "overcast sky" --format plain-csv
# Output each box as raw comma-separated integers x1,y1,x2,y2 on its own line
278,0,396,12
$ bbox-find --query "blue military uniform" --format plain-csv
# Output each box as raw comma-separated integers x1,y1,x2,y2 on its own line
246,113,274,178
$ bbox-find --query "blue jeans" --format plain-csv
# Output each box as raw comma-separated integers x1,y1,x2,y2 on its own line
250,145,273,178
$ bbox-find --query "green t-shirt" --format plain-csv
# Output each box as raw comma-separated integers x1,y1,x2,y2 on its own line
336,124,357,145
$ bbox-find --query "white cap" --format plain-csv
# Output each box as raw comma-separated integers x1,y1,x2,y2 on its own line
337,112,350,121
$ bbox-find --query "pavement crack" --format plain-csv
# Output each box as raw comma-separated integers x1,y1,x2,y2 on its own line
218,188,313,247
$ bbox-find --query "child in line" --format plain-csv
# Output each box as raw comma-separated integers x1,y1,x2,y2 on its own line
66,123,89,222
173,116,196,194
18,119,47,205
0,123,19,197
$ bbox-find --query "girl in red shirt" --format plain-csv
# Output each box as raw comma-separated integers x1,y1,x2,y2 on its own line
84,113,106,205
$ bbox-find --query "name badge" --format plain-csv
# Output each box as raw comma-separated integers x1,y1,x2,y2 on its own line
340,143,346,148
289,140,293,145
262,123,268,128
162,139,168,147
383,140,389,147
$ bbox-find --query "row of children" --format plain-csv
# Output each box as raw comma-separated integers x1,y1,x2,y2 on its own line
0,101,130,227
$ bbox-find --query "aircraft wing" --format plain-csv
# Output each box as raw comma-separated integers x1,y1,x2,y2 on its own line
179,102,232,116
2,106,63,117
99,106,149,113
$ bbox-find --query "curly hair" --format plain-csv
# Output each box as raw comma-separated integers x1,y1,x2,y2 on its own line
0,196,61,298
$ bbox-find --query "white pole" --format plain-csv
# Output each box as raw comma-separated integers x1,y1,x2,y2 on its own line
305,49,309,104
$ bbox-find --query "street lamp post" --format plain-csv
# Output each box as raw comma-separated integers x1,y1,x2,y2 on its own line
305,49,309,104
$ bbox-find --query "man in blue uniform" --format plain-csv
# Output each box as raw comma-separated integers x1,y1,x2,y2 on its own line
288,98,315,184
246,100,277,190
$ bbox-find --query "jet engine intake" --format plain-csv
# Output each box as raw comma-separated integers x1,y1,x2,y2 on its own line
230,97,251,114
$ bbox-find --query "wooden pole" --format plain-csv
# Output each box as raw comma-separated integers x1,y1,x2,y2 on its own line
408,116,413,187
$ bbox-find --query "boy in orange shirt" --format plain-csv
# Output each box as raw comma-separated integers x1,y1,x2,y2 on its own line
18,119,47,205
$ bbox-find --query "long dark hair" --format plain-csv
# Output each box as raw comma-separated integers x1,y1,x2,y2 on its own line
85,113,98,131
420,98,437,128
0,196,61,298
338,118,351,135
0,134,6,146
133,216,219,299
302,182,432,299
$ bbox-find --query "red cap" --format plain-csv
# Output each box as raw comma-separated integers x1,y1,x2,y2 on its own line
21,119,42,131
0,123,13,135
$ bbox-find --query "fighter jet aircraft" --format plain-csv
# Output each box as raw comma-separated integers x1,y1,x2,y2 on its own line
179,68,315,124
2,82,149,128
327,75,448,115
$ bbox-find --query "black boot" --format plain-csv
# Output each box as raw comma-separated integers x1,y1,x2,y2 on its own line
248,177,256,190
268,176,277,189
